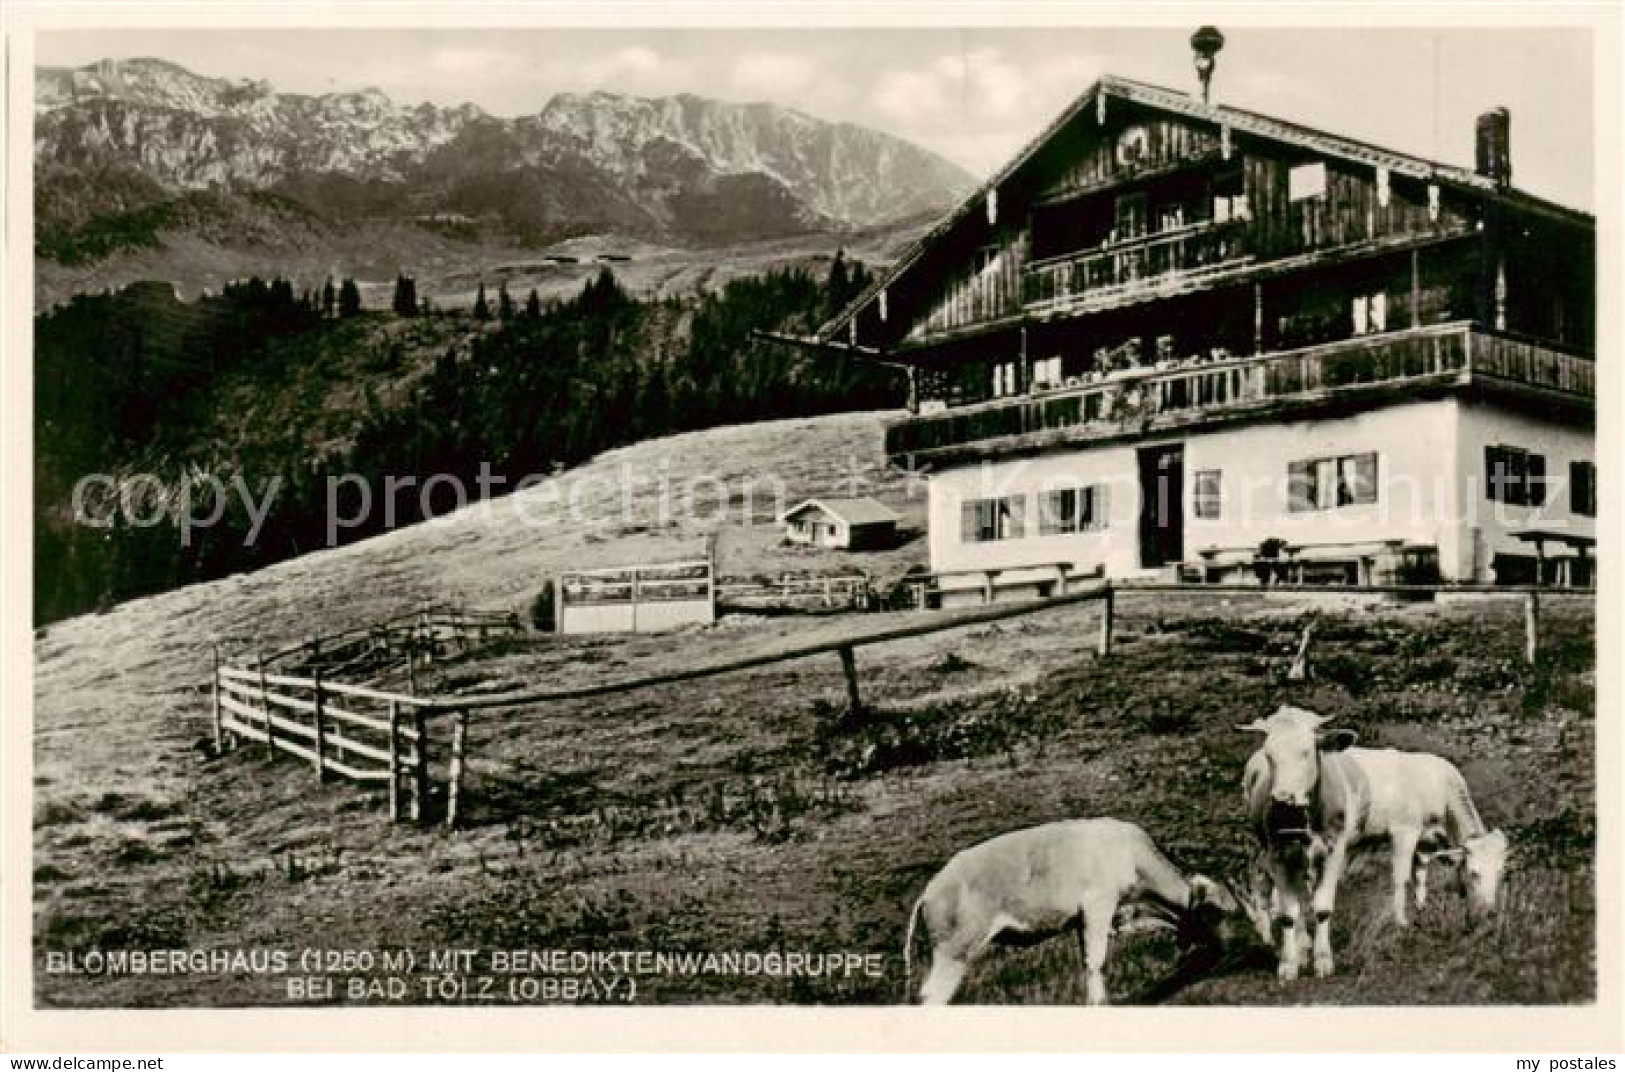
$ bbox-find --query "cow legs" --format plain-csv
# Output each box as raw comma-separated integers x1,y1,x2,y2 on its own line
1310,837,1350,979
917,954,969,1005
1389,827,1422,927
1267,859,1308,981
1412,852,1432,912
1079,893,1117,1005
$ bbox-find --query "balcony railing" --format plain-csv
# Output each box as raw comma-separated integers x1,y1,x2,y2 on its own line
887,323,1592,463
1023,218,1251,312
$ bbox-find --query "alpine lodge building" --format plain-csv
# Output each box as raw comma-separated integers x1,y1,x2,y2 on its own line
809,62,1595,606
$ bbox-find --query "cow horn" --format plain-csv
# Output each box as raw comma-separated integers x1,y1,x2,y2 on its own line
1236,719,1270,732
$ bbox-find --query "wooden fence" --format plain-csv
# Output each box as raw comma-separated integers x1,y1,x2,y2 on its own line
213,661,438,822
212,581,1591,829
256,606,522,681
713,573,874,613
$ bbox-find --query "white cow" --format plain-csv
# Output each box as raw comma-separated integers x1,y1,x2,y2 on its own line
1240,705,1509,980
902,817,1242,1005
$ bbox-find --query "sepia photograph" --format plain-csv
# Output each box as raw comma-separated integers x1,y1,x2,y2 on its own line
2,2,1619,1055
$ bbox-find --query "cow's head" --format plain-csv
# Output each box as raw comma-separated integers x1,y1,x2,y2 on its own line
1460,829,1510,919
1238,705,1357,840
1176,875,1244,954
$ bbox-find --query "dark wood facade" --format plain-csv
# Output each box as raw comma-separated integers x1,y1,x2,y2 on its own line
818,76,1594,470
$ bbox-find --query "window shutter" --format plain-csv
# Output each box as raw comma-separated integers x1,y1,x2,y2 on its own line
1288,461,1315,512
1527,453,1547,506
1507,449,1529,506
1093,483,1110,530
1004,495,1026,539
1572,460,1596,517
961,501,978,543
1314,458,1338,510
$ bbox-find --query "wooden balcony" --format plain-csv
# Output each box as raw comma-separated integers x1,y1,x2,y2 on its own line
1023,218,1251,313
886,323,1593,468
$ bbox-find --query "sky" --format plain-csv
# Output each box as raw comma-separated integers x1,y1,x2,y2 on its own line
36,26,1595,210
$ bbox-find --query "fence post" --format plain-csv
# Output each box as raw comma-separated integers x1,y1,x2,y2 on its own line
838,646,863,712
1097,586,1115,658
411,705,429,823
1525,590,1541,666
982,571,995,606
446,708,469,829
258,655,274,759
387,700,402,823
210,644,224,755
311,667,327,781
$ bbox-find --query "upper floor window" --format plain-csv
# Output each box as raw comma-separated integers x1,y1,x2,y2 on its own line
991,360,1020,398
1031,356,1063,391
1485,445,1546,506
1211,170,1249,222
1351,291,1388,335
1571,460,1597,517
962,495,1026,543
1289,161,1327,202
1115,193,1149,239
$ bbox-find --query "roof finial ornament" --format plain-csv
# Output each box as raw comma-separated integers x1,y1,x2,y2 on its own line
1191,26,1225,105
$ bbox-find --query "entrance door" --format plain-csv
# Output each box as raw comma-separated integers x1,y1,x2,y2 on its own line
1138,444,1185,569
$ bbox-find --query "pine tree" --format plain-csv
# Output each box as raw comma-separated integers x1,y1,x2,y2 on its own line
392,274,418,317
498,282,514,322
525,289,541,319
338,278,362,317
473,282,490,321
321,277,336,319
824,249,851,320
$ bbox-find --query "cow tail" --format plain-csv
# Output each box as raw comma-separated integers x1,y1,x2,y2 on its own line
902,895,926,1004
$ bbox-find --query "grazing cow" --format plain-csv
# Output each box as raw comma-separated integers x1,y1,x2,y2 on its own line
902,817,1241,1005
1240,705,1509,981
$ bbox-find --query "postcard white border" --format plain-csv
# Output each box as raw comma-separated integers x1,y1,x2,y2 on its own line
3,0,1621,1054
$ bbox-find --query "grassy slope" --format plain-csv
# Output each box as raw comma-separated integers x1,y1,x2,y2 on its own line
32,415,1593,1008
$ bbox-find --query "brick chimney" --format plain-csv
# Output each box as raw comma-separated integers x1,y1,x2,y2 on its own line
1475,108,1512,190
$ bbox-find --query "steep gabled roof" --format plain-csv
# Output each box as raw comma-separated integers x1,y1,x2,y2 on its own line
780,497,900,526
817,73,1592,345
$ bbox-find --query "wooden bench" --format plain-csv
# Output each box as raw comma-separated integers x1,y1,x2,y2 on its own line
928,561,1104,607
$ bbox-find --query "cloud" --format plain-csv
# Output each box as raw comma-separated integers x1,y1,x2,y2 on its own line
570,45,689,95
730,51,818,99
870,46,1102,174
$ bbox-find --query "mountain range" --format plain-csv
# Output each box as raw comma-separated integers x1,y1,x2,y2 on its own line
35,57,976,272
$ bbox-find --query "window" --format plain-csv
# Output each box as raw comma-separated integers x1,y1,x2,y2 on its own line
1032,355,1063,390
1485,445,1546,506
1351,291,1388,335
1336,453,1379,507
1115,193,1148,239
1194,470,1223,520
1289,161,1327,202
991,360,1020,398
1289,452,1378,512
1038,484,1110,535
1211,169,1248,222
962,495,1026,542
1571,460,1597,517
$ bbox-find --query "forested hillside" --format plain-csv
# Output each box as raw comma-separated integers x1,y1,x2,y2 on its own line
34,257,897,624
